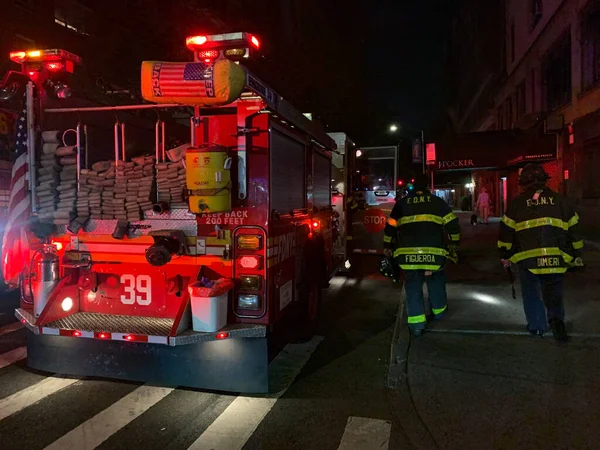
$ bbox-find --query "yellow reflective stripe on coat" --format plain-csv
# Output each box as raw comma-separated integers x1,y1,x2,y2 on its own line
394,247,448,257
387,217,398,227
450,233,460,242
383,235,393,243
498,240,513,250
515,217,568,232
443,212,457,224
501,215,516,229
432,305,447,315
399,214,443,225
400,264,441,271
572,240,584,250
407,314,427,324
510,247,574,264
529,268,568,275
568,214,579,228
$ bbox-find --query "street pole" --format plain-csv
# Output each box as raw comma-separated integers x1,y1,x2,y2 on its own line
421,129,425,175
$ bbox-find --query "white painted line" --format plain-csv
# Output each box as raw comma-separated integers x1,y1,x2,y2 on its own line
0,322,24,336
188,335,324,450
0,376,79,421
0,346,26,369
44,384,174,450
337,417,391,450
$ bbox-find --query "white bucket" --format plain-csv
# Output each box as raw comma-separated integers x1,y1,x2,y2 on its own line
190,293,228,332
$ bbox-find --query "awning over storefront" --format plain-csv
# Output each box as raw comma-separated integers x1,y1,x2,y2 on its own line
434,129,557,172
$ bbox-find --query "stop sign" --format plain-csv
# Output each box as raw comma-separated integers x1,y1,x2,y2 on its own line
362,209,387,233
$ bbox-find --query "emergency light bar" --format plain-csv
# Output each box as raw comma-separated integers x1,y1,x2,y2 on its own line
9,48,82,73
186,32,260,62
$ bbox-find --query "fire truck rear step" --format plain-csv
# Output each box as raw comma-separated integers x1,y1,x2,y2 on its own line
46,312,174,336
16,308,269,393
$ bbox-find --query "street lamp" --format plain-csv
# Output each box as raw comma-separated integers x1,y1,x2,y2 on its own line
389,124,399,133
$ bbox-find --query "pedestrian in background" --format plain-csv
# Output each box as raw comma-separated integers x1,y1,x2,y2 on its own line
498,163,583,342
476,186,490,224
383,174,461,336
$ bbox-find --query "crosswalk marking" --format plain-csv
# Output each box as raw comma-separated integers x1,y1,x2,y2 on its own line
0,322,23,336
0,376,79,421
337,417,391,449
44,384,174,450
188,336,324,450
0,346,26,369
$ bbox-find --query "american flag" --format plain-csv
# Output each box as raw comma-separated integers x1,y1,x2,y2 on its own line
2,91,31,286
152,62,215,98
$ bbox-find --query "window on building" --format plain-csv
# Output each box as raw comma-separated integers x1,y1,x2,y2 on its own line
509,21,516,63
497,105,505,130
542,33,572,111
581,0,600,91
506,97,513,128
516,82,527,120
530,68,537,112
531,0,543,29
54,0,92,35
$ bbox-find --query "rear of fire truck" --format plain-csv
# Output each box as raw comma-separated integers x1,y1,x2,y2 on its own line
6,33,336,394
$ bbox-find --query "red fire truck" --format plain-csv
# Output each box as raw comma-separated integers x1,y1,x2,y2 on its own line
3,33,341,393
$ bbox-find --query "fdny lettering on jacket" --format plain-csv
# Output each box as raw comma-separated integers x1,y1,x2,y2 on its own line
405,254,436,263
406,195,432,205
526,196,555,207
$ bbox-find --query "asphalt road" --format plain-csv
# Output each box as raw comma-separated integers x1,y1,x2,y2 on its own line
0,258,406,450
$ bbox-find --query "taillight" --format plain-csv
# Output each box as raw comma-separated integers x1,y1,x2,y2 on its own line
237,235,262,250
216,332,229,340
239,275,262,290
239,255,262,270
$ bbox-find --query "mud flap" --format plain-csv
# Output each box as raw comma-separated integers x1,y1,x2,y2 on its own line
27,333,269,394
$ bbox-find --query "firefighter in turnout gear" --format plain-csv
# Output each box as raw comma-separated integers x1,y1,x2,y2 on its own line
498,163,583,342
383,174,461,336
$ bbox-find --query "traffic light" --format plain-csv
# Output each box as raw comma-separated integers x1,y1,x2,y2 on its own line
398,180,404,186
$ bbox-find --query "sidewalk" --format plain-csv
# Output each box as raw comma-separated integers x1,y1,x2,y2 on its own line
393,213,600,449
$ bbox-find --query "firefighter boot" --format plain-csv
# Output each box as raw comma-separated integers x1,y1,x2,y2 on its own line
549,318,569,342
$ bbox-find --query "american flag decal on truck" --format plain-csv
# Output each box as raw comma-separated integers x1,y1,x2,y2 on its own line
151,62,215,98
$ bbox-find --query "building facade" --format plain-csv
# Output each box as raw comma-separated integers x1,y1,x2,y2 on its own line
445,0,600,237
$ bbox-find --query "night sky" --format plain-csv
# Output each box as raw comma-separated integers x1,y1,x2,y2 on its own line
262,0,458,146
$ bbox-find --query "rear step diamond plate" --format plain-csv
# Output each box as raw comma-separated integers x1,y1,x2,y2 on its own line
46,313,174,336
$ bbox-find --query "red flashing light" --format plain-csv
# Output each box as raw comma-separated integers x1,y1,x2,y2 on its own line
198,50,219,62
250,35,260,48
216,332,229,340
73,331,82,337
10,51,26,62
312,221,320,229
45,61,64,72
239,255,260,270
124,334,135,341
98,333,108,339
28,71,36,77
186,35,208,49
21,319,26,324
51,241,63,251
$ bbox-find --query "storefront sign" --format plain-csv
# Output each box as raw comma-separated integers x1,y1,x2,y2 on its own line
437,159,475,169
426,143,436,165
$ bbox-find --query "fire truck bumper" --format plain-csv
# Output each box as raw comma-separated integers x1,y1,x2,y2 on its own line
16,309,269,394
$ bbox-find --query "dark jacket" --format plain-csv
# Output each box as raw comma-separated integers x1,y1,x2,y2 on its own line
498,187,583,274
383,190,460,270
